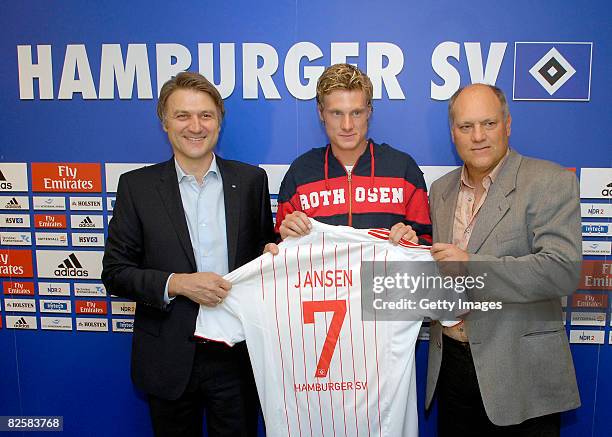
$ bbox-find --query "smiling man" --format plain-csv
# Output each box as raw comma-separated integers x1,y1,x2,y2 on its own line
103,72,274,436
426,84,581,436
270,63,431,246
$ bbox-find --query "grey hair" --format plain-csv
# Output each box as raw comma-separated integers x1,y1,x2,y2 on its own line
448,84,510,126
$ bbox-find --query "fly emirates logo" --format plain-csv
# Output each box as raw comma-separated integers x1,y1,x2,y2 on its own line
32,163,102,192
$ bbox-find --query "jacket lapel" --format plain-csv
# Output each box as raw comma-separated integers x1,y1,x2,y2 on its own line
217,157,241,271
437,170,461,244
467,150,521,253
157,158,197,271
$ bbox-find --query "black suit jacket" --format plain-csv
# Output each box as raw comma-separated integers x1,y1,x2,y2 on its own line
102,157,275,400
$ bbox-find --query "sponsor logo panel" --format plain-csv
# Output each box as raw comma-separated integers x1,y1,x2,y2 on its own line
36,250,103,279
33,196,66,211
580,168,612,199
74,283,107,297
569,330,605,344
105,163,151,193
38,282,70,296
76,317,108,332
582,241,612,256
35,232,68,246
572,293,608,309
3,281,35,295
580,261,612,290
71,232,105,247
39,299,72,314
513,42,592,101
0,249,34,278
69,196,103,211
112,319,134,333
70,214,104,229
6,315,37,329
0,163,29,192
582,222,612,237
31,163,102,193
41,316,73,331
0,196,29,210
34,214,67,229
581,203,612,218
111,301,136,315
107,197,115,211
75,300,108,315
0,232,32,246
569,312,606,327
4,298,36,312
0,213,31,228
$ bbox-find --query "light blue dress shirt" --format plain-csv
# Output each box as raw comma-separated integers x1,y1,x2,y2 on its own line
164,155,229,303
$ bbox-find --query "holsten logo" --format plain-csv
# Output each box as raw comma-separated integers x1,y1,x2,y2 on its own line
75,300,108,315
36,250,103,279
69,196,103,211
31,163,102,193
3,281,35,295
5,298,36,312
34,214,67,229
0,250,34,278
76,317,108,332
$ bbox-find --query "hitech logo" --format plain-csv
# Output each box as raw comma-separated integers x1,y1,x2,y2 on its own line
112,319,134,333
55,253,89,277
582,223,612,237
513,42,592,101
75,300,108,315
39,299,72,314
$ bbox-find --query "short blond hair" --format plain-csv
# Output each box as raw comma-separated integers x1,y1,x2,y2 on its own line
157,72,225,123
316,64,373,109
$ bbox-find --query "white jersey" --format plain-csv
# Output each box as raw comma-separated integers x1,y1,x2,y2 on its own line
195,220,433,437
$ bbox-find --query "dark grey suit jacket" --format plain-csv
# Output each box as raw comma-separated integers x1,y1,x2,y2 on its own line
425,150,581,425
102,157,275,400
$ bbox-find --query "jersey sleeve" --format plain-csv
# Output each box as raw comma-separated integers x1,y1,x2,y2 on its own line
403,155,432,244
193,253,269,346
275,164,302,235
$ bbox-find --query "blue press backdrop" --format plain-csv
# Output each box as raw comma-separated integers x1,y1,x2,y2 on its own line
1,1,610,436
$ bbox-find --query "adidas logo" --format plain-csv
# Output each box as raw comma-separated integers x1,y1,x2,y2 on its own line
79,216,95,228
5,197,20,208
0,170,12,189
602,182,612,197
54,253,89,277
14,317,30,328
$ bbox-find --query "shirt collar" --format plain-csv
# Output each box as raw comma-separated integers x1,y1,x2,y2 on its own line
175,154,219,183
460,147,510,190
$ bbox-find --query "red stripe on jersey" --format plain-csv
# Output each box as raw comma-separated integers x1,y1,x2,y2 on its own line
334,245,349,437
321,233,337,437
359,244,372,437
284,249,303,437
272,255,292,436
295,246,314,437
345,244,360,437
309,243,326,437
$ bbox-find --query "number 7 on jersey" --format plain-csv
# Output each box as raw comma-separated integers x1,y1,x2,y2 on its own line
302,300,347,378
